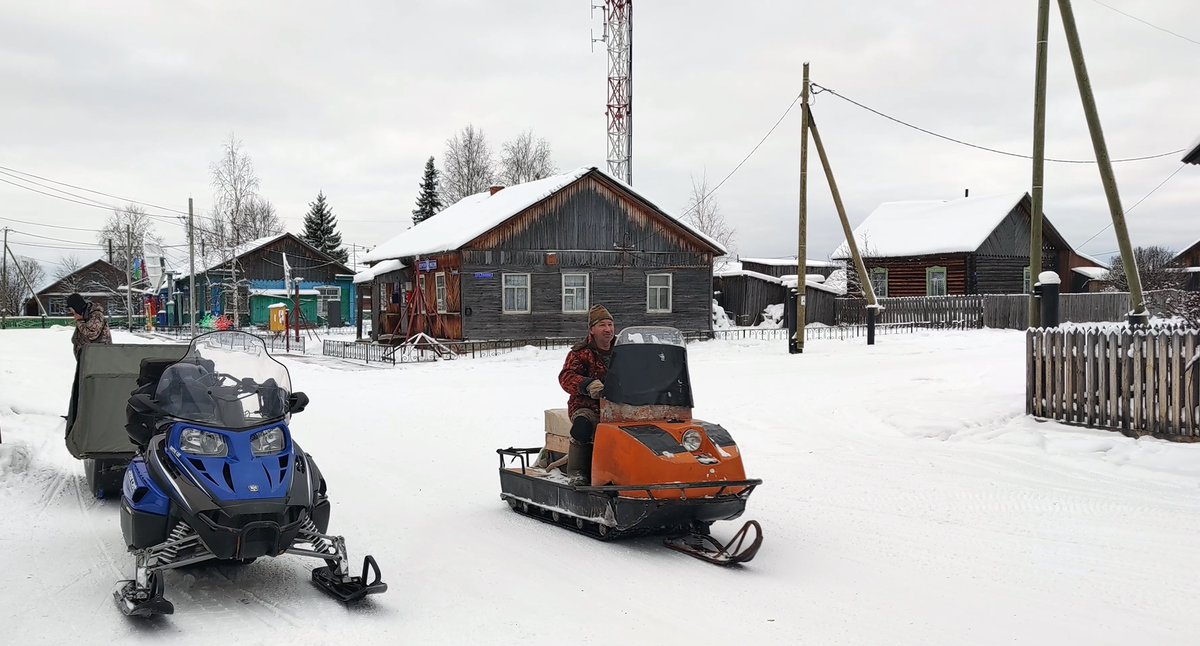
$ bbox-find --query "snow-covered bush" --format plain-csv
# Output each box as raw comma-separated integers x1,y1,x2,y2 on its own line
712,299,733,329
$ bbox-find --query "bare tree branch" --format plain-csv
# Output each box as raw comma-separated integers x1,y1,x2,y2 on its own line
499,129,557,185
682,171,735,254
440,125,496,205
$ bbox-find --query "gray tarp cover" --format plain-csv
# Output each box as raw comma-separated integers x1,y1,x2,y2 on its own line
65,343,188,459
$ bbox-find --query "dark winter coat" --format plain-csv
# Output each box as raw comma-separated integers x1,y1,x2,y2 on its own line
71,303,112,359
558,335,613,419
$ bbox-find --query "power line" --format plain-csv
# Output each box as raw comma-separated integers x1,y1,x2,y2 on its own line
0,215,102,232
0,164,197,217
1089,0,1200,46
1077,163,1186,248
7,229,98,246
810,83,1186,164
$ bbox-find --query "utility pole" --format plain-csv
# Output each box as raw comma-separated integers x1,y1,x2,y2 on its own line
125,224,134,332
1,227,8,328
108,239,113,265
188,198,196,337
809,113,879,340
5,243,46,317
1029,0,1050,328
1057,0,1147,324
793,62,811,354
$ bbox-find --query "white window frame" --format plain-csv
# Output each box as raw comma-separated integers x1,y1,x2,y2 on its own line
434,272,448,313
926,266,947,297
1023,266,1031,294
647,273,673,313
48,296,67,316
562,273,589,313
869,268,888,298
315,286,341,320
503,273,531,314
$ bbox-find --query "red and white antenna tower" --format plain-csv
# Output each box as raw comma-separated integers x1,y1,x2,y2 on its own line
594,0,633,185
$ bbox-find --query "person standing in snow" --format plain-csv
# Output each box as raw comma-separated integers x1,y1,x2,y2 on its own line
557,304,615,485
68,293,112,359
66,293,112,426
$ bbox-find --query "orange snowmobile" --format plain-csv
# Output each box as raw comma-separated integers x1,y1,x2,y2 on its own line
497,326,762,565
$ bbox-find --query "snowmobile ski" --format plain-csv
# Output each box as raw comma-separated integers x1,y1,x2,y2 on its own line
113,573,174,617
311,555,388,602
663,519,762,566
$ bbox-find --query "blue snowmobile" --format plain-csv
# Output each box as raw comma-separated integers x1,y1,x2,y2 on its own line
114,331,386,617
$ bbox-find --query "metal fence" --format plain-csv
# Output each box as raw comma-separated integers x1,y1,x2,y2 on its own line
1027,326,1200,439
152,326,306,354
322,323,924,365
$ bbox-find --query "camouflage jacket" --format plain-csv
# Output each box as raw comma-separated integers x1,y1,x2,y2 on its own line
72,303,112,359
557,335,613,419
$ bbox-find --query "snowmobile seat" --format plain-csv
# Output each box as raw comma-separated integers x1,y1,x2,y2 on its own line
543,409,572,454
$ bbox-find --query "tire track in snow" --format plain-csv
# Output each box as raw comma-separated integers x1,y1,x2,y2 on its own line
166,562,304,629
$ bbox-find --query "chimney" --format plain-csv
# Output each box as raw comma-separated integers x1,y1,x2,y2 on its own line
964,189,969,197
489,185,505,196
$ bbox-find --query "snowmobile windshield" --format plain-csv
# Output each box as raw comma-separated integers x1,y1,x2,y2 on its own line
604,326,693,407
154,331,293,429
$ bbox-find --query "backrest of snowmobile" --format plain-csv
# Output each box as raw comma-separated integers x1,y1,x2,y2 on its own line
66,343,189,460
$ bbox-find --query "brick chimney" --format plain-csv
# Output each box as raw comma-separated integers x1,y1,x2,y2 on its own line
489,185,505,196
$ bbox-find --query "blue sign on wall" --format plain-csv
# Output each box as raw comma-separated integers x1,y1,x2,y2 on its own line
418,259,437,271
474,272,493,278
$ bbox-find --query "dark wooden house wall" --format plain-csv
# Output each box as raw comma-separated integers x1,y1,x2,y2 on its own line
740,260,835,279
714,275,787,326
455,174,716,340
211,235,351,285
864,253,969,298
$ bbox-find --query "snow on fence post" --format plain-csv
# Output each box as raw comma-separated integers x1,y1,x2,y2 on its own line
1028,326,1200,439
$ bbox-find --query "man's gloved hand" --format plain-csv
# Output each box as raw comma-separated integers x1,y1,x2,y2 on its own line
586,379,605,399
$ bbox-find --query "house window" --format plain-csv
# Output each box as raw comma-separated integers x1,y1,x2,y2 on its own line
869,268,888,298
503,273,530,314
1023,266,1031,294
647,273,672,313
316,286,341,321
434,273,447,313
48,297,67,315
926,266,947,296
562,274,589,313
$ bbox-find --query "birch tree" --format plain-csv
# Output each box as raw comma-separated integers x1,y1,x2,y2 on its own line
499,129,557,185
682,171,735,254
440,125,496,205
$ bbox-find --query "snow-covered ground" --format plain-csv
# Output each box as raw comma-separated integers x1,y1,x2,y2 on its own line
2,326,1199,645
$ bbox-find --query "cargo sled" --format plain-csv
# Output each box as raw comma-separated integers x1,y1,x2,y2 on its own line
497,326,763,565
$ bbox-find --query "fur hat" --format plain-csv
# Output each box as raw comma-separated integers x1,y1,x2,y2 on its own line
588,304,612,329
66,293,88,316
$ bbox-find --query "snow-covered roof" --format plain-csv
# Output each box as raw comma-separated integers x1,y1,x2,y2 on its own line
353,259,405,284
740,257,838,268
1183,133,1200,165
830,192,1028,259
714,268,845,295
176,233,287,279
1071,266,1109,280
363,167,726,263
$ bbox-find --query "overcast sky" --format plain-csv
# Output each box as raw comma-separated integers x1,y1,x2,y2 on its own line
1,0,1197,278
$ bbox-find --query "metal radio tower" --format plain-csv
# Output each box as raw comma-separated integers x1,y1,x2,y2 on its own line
595,0,633,185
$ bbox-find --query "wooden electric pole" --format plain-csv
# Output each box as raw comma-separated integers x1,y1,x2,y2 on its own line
1057,0,1148,324
125,224,134,331
1029,0,1050,328
809,114,879,341
188,198,196,337
793,62,810,354
1,227,8,327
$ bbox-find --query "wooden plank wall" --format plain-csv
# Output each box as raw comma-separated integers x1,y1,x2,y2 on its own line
836,295,984,327
864,253,970,297
1027,327,1200,439
983,290,1189,330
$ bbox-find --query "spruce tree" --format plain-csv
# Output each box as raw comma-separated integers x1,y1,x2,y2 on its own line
412,156,443,225
300,191,348,264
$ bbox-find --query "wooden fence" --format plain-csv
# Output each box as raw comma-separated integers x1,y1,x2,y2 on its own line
836,295,983,328
1026,327,1200,439
984,290,1187,330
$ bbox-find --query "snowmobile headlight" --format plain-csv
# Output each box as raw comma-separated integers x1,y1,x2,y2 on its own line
681,429,703,453
250,427,286,456
179,428,228,457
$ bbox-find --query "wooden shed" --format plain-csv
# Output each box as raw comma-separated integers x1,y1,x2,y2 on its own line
358,167,726,342
831,192,1102,297
713,269,840,326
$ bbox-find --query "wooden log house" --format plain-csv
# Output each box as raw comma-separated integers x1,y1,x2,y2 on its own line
358,167,727,342
831,192,1104,297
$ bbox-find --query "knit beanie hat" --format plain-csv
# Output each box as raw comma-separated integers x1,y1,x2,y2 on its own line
67,293,88,315
588,304,612,329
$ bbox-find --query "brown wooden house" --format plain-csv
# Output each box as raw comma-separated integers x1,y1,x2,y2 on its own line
1171,237,1200,291
24,259,127,316
831,192,1102,298
358,167,726,342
